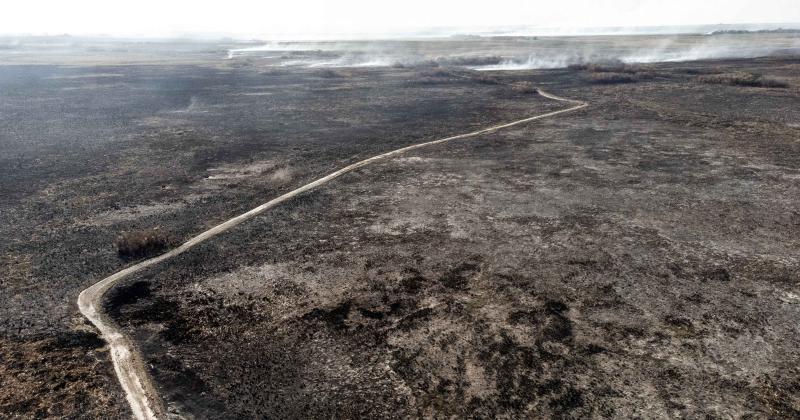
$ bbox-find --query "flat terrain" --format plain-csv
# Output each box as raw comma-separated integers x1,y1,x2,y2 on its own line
1,37,799,418
0,41,559,418
106,57,800,418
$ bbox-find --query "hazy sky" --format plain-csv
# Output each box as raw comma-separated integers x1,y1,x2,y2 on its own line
2,0,799,38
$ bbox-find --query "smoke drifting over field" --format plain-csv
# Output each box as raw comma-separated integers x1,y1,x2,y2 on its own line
475,34,800,70
226,32,800,70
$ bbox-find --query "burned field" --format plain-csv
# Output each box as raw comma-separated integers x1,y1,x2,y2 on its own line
106,56,800,418
1,38,800,418
0,46,559,417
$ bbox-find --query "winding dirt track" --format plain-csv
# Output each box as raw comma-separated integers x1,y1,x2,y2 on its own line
77,88,587,419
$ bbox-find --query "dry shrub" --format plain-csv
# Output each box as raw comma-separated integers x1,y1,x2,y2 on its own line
588,63,631,73
474,74,502,85
678,67,723,75
436,55,504,67
415,69,456,85
572,61,666,83
114,228,173,259
511,81,538,94
697,72,788,88
415,77,444,85
260,69,290,77
569,60,647,74
567,63,591,71
405,60,441,69
587,72,638,84
419,69,453,78
316,69,346,78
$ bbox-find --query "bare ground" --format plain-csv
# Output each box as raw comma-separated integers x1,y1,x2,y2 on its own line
109,58,800,418
1,45,799,417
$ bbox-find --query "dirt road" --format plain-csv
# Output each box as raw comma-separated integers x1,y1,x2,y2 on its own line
77,88,587,419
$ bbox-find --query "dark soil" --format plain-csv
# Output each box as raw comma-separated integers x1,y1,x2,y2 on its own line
2,38,799,418
0,41,559,418
106,56,800,418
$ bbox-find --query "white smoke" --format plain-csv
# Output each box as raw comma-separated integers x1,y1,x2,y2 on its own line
226,41,340,59
472,34,800,71
225,32,800,70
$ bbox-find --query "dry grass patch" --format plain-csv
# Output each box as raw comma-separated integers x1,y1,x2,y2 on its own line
586,72,638,84
316,69,348,78
572,61,664,84
419,69,454,78
511,81,538,94
114,227,174,259
436,55,504,67
697,72,789,88
569,61,652,74
473,74,502,85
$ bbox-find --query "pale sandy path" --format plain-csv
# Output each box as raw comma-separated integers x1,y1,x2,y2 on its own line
78,88,587,419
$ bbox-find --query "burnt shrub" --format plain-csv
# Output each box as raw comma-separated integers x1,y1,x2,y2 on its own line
567,63,590,71
587,62,630,73
418,68,454,78
572,61,666,82
697,72,789,88
678,67,724,75
315,68,346,78
436,55,504,67
511,81,538,94
569,60,643,74
474,73,502,85
587,72,638,84
114,228,173,259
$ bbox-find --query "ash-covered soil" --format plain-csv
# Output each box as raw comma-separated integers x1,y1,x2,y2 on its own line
103,57,800,418
0,49,559,418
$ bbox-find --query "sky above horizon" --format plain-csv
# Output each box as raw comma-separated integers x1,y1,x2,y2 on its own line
2,0,799,38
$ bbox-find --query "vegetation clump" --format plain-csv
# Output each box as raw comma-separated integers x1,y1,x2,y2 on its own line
114,228,173,259
436,55,503,67
316,69,345,78
697,72,788,88
511,81,538,94
587,72,638,84
569,61,649,74
473,74,502,85
418,69,453,78
571,61,662,84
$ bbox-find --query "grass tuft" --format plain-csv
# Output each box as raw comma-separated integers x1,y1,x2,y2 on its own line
697,72,789,88
316,69,346,78
572,61,666,84
114,228,173,259
511,81,538,94
586,72,638,84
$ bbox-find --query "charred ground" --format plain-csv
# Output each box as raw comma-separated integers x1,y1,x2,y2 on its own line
1,43,559,418
109,56,800,418
1,39,799,418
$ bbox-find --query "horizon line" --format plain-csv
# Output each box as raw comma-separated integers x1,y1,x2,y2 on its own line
2,21,800,42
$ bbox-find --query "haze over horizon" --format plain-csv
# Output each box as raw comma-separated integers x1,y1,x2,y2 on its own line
2,0,800,40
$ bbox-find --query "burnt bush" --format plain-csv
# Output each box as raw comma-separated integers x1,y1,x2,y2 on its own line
697,72,789,88
436,55,504,67
567,63,590,71
678,67,724,75
572,61,665,84
588,63,630,73
418,69,454,78
315,68,346,78
114,228,173,259
586,72,638,84
473,74,502,85
511,81,538,94
414,68,457,85
569,60,647,74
